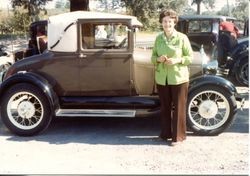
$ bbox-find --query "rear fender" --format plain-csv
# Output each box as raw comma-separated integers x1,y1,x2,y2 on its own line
0,72,59,114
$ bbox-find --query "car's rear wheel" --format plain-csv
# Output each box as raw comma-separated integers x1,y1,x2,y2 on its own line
187,85,237,135
235,58,248,86
1,83,52,136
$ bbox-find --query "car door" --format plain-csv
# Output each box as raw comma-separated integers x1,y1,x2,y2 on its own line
38,52,81,96
78,19,133,96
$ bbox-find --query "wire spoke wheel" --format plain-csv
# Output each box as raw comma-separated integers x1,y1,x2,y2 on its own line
7,92,44,130
189,90,229,130
1,83,52,136
187,85,236,135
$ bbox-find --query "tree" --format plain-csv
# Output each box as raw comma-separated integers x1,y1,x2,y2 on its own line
202,0,215,10
65,1,70,9
69,0,89,11
11,7,30,34
157,0,188,14
120,0,188,31
231,0,249,20
96,0,122,12
217,5,231,16
192,0,215,14
216,0,248,20
192,0,202,14
10,0,52,22
55,0,65,9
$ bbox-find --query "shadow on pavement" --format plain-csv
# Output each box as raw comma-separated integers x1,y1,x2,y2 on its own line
1,116,168,145
0,109,248,145
0,87,248,145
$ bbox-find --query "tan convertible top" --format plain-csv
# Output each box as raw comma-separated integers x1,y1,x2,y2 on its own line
48,11,142,52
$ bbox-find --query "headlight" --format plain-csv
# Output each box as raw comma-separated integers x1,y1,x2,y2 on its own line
200,45,218,74
203,60,218,74
0,69,6,83
200,45,210,65
0,63,12,83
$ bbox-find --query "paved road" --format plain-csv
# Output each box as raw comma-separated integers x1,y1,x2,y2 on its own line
0,87,248,174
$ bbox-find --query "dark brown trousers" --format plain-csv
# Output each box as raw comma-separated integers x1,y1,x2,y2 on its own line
157,82,189,142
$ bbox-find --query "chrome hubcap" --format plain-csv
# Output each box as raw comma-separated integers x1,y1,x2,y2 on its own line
198,100,218,119
17,101,36,119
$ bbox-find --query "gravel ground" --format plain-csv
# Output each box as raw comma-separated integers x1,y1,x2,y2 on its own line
0,86,248,175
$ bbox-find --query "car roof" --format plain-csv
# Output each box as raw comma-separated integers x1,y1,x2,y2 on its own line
179,15,236,21
47,11,143,52
48,11,143,27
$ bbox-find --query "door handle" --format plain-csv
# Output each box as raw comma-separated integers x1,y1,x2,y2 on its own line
79,53,87,58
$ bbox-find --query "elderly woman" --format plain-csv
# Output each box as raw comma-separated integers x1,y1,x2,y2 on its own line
151,9,193,145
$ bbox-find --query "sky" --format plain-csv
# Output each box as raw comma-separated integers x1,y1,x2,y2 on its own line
0,0,237,12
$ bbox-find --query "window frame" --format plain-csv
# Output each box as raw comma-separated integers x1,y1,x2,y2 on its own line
187,20,213,34
77,19,133,53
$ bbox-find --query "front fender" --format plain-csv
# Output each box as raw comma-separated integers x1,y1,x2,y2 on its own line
0,72,59,114
189,75,237,96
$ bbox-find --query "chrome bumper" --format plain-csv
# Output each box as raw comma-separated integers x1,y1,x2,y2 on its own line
236,95,245,110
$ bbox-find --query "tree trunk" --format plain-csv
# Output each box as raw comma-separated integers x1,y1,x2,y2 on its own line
197,2,201,14
70,0,89,11
192,0,202,15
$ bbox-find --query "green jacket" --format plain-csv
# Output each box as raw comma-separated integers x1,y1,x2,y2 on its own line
151,30,193,85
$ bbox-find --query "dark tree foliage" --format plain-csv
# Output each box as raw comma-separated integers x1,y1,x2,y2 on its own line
192,0,215,14
120,0,187,30
11,0,52,21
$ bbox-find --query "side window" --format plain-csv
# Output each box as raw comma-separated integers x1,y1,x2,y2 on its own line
81,23,129,50
188,20,212,33
233,20,244,35
200,20,211,32
188,21,199,33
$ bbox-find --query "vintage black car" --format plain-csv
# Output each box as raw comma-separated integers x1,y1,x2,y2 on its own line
0,11,244,136
176,15,249,86
14,20,48,61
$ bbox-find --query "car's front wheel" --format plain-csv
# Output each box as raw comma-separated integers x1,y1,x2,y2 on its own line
187,85,237,135
0,83,52,136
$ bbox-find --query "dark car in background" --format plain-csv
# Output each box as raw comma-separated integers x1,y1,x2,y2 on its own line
176,15,249,86
14,20,48,61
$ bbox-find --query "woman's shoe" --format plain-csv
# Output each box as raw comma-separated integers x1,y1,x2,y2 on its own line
159,134,172,141
170,139,185,146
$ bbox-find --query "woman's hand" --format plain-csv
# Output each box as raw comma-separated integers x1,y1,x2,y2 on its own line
157,55,168,63
157,56,182,65
165,57,182,65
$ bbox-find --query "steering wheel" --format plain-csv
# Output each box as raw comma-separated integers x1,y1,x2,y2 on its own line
117,38,127,48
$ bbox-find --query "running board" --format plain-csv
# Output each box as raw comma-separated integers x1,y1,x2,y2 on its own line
55,109,136,117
